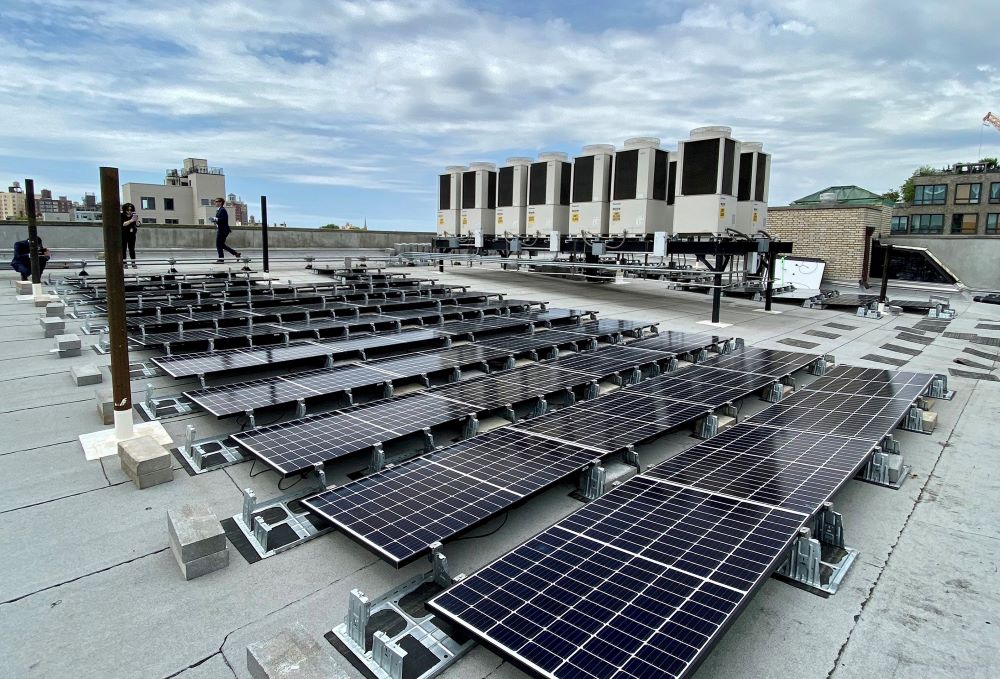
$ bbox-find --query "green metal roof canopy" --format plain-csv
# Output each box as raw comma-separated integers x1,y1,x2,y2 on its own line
791,185,894,206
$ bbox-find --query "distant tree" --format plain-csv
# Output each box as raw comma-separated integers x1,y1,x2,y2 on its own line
320,223,341,230
980,157,998,168
900,165,939,203
881,189,900,203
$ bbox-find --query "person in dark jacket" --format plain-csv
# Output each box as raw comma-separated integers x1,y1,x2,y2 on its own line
210,197,241,263
10,237,49,281
121,202,139,268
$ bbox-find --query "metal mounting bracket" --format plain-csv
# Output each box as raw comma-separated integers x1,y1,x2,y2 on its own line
775,507,858,597
579,459,607,500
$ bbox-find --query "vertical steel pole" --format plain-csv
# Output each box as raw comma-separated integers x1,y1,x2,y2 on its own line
879,244,893,304
99,167,133,438
260,196,269,273
24,179,42,296
764,248,777,312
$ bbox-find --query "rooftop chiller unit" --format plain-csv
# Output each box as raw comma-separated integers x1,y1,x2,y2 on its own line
735,141,770,232
460,162,496,237
609,138,672,237
526,152,571,236
569,144,614,238
495,157,531,237
674,126,741,235
437,165,466,236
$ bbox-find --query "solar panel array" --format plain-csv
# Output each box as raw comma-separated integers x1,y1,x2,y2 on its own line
428,362,936,679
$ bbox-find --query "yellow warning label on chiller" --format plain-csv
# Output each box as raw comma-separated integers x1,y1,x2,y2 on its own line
438,217,444,225
462,217,468,225
571,213,579,222
719,208,726,218
497,216,503,224
528,215,535,223
612,212,620,221
752,212,758,222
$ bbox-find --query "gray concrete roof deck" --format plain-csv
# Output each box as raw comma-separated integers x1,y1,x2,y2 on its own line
1,260,998,679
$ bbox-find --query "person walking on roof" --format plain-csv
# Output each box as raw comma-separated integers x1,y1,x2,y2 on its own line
210,197,241,263
121,202,139,268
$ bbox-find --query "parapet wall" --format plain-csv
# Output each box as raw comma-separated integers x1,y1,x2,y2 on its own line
0,221,434,251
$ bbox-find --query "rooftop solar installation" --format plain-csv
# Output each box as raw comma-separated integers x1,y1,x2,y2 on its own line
697,347,820,377
475,329,603,355
643,424,882,515
427,475,804,679
301,429,601,566
802,366,934,400
231,392,480,475
746,389,918,441
542,345,671,378
428,365,601,411
627,331,731,354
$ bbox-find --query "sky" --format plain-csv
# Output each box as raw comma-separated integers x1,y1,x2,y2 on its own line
1,0,999,230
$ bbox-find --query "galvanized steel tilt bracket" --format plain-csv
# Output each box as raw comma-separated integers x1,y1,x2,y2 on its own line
776,503,857,597
580,459,607,500
859,436,910,489
925,373,955,400
622,444,641,472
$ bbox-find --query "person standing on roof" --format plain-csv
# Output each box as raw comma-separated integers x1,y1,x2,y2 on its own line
121,202,139,268
210,197,241,263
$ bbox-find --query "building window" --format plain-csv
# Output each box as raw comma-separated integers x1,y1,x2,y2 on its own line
141,217,156,224
990,182,1000,204
954,183,981,205
201,198,211,206
140,197,156,210
910,214,944,234
987,214,999,234
950,213,978,234
891,216,909,233
912,184,946,205
164,198,175,211
164,218,179,224
198,219,205,225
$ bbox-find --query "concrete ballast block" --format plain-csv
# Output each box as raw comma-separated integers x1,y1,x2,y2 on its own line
57,348,82,358
34,296,52,307
46,302,66,317
71,364,103,386
131,465,174,489
55,333,82,350
169,541,229,580
41,317,65,337
96,388,114,425
118,435,172,476
167,504,227,563
247,623,349,679
15,280,32,294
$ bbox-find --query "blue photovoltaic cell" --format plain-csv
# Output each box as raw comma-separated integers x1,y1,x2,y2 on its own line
428,476,803,679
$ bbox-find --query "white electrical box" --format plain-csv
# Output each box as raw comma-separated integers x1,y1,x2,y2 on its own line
734,142,771,234
549,231,561,252
458,162,496,237
673,126,742,235
495,157,531,237
608,138,672,237
653,231,668,257
525,152,571,236
436,165,466,236
569,144,614,238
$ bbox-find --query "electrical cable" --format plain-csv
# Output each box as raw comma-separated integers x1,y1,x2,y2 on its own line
451,511,509,542
277,475,303,491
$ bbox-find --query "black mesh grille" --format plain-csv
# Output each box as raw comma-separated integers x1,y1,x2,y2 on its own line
560,162,571,205
652,149,668,201
528,162,547,205
497,167,514,207
738,152,753,201
461,171,476,209
613,149,639,200
439,174,450,210
721,138,736,195
755,154,768,202
487,171,497,209
681,139,718,196
572,155,594,202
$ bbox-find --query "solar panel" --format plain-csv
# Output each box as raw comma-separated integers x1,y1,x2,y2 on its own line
563,319,657,336
543,346,668,378
746,389,916,440
627,331,729,355
151,341,331,378
628,371,777,409
301,429,600,566
476,330,598,355
697,347,819,377
233,393,480,475
427,475,804,679
803,367,933,401
436,317,535,336
512,391,710,454
643,423,879,515
429,364,593,410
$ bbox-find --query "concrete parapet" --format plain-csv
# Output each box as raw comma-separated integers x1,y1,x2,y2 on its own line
247,623,349,679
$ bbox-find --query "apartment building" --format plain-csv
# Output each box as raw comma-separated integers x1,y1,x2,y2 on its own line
0,182,27,220
891,162,1000,236
123,158,226,225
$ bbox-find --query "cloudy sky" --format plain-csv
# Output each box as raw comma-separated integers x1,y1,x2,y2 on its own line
2,0,998,229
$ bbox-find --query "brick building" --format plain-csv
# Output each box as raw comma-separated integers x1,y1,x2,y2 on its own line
766,186,892,283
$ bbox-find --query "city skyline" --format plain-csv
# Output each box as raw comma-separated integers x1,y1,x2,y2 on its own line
2,0,998,230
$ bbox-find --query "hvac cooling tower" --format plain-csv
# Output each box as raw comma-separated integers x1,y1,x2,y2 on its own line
608,138,672,237
569,144,614,238
459,162,497,236
673,126,741,235
735,142,771,232
437,166,466,236
525,152,571,236
495,157,531,237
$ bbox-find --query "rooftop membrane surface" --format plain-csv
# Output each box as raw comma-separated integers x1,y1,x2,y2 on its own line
1,258,997,679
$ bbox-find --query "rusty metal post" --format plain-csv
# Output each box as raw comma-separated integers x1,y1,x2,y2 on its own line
99,167,133,438
260,196,269,273
24,179,42,295
879,243,892,304
764,248,777,312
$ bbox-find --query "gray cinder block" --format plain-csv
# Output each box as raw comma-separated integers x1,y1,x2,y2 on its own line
33,296,51,307
41,317,65,337
170,543,229,581
15,280,32,295
167,504,227,563
57,348,82,358
96,388,114,425
247,623,349,679
55,333,82,350
118,435,174,489
71,364,103,386
46,302,65,318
